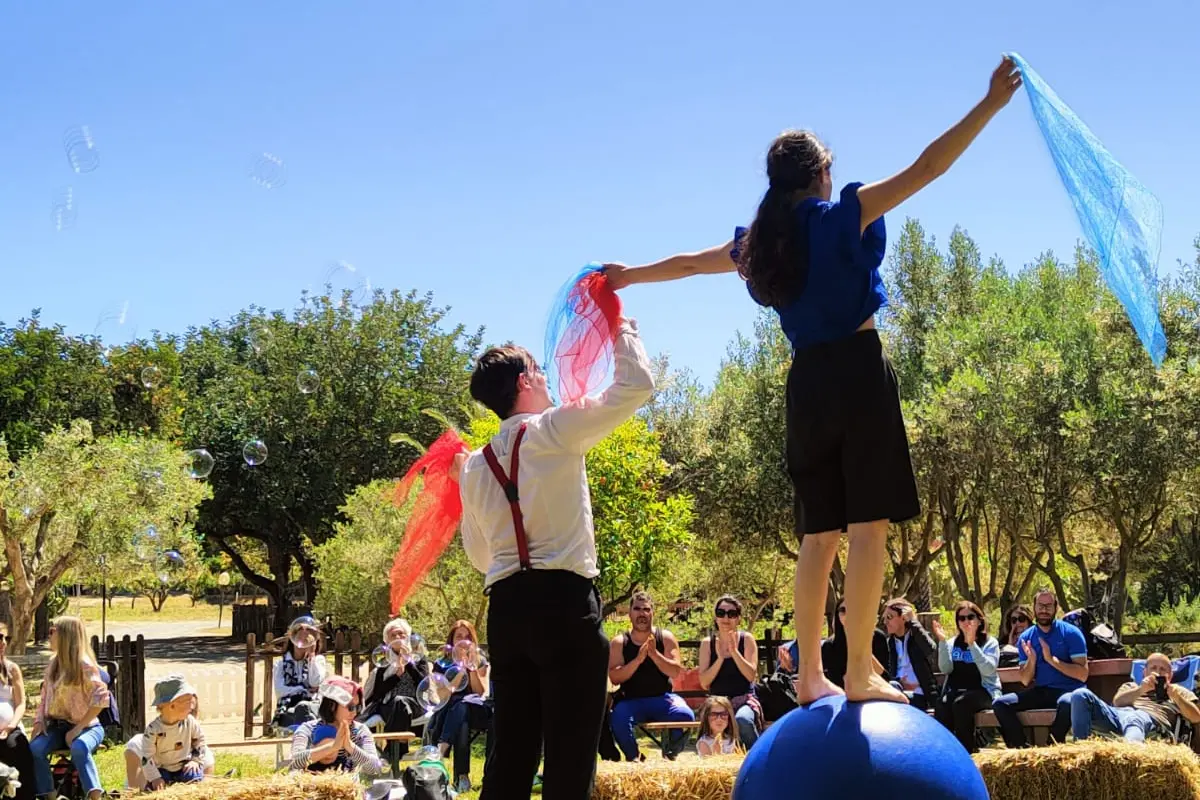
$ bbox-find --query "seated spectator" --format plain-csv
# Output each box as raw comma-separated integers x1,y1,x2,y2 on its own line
271,616,328,731
882,598,940,712
0,621,34,800
931,601,1001,752
125,694,214,792
428,620,493,794
29,616,109,800
1070,652,1200,743
991,589,1087,747
360,618,430,758
997,604,1034,667
698,596,761,748
696,696,740,757
290,678,383,776
804,598,892,688
140,675,207,790
607,593,695,761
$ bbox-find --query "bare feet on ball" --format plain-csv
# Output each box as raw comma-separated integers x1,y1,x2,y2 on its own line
793,674,845,705
844,673,909,704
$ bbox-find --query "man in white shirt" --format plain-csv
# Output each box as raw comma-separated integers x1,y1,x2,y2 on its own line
456,317,654,800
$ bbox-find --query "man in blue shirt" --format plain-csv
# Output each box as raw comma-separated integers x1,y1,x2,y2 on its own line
991,589,1089,746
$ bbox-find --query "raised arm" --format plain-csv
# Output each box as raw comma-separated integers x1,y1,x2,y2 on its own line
542,318,655,453
603,240,738,289
856,57,1022,235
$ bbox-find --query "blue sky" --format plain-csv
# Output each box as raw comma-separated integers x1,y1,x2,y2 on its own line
2,1,1196,385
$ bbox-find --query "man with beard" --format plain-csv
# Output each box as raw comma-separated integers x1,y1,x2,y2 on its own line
991,589,1089,747
607,592,695,761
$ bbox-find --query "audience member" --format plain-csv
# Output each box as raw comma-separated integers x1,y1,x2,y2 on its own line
882,599,940,712
932,601,1001,752
696,696,740,757
1070,652,1200,743
698,596,761,747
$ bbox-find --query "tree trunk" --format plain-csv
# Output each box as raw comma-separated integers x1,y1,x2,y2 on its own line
1112,545,1132,635
33,599,49,645
8,594,35,656
268,543,292,635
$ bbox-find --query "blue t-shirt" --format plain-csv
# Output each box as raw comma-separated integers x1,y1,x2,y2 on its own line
731,182,888,350
1016,620,1088,691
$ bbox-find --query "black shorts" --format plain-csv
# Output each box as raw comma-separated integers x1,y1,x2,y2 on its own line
785,328,920,534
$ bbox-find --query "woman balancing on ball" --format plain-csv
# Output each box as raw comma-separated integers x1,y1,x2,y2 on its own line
606,57,1022,705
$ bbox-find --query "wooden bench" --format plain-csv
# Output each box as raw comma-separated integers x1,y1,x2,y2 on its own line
972,659,1134,744
636,720,701,756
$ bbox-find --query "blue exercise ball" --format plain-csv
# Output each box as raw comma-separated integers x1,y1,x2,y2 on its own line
734,695,989,800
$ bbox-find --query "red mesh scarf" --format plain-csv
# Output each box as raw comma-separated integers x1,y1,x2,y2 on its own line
544,264,622,404
389,429,469,613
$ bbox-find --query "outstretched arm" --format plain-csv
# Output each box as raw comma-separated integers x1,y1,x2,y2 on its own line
856,57,1022,234
603,240,738,289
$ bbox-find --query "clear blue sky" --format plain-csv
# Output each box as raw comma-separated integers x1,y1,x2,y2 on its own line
2,1,1197,385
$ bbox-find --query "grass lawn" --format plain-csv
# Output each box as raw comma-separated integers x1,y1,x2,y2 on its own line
93,747,273,792
66,595,233,625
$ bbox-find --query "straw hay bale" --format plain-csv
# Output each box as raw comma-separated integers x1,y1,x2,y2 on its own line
149,772,363,800
974,740,1200,800
592,755,741,800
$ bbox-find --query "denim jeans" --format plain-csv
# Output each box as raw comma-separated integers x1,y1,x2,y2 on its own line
610,694,696,760
1069,687,1157,742
734,703,759,749
30,723,105,796
991,685,1074,747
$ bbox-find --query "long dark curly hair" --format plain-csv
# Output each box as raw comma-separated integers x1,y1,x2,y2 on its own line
737,130,832,309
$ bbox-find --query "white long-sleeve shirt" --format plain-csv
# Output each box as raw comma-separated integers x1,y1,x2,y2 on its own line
459,318,655,588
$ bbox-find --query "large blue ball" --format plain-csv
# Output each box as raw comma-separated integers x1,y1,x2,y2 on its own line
734,695,989,799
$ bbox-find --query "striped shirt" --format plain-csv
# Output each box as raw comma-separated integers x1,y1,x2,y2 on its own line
288,720,383,776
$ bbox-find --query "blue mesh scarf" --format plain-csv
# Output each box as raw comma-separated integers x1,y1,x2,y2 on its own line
1008,52,1167,366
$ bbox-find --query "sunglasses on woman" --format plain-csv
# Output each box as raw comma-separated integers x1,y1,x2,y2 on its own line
715,608,740,619
957,613,978,622
1009,614,1031,625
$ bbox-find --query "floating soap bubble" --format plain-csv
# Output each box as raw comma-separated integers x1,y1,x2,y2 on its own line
242,440,268,467
442,663,468,692
134,525,159,560
141,366,162,389
157,572,170,584
371,644,393,670
297,369,319,394
187,449,214,479
249,152,287,189
162,549,185,566
52,187,77,231
248,323,272,355
415,673,452,713
322,261,372,308
409,633,428,659
92,302,131,361
64,125,99,173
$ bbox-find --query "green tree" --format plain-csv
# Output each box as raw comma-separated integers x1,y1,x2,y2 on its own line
0,421,209,651
178,289,482,631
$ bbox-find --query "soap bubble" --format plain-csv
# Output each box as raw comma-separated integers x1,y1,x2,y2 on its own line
322,261,372,308
134,525,159,560
187,449,214,479
442,663,468,692
248,322,272,355
409,633,428,659
157,572,170,584
52,187,77,231
162,549,185,566
415,673,452,713
371,645,393,670
242,440,268,467
297,369,319,394
141,365,162,389
249,152,287,189
64,125,99,173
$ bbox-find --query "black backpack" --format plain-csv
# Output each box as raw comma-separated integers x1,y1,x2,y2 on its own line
1063,608,1126,659
401,762,452,800
755,671,798,722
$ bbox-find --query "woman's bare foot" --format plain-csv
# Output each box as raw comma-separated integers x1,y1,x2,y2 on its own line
793,674,845,705
844,672,909,704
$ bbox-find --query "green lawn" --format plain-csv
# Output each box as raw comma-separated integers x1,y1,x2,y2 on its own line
93,747,273,792
66,595,233,624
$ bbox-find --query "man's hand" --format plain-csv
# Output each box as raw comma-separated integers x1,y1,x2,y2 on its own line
1020,639,1035,662
1039,638,1053,663
1166,682,1185,703
1140,674,1159,696
931,620,947,643
902,607,917,625
638,634,655,663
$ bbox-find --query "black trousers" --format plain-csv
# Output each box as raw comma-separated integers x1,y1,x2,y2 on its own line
935,687,994,753
0,730,36,800
480,569,609,800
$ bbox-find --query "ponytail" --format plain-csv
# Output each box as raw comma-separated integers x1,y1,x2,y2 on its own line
738,186,809,309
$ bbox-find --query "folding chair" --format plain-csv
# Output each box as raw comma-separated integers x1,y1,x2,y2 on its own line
1129,655,1200,744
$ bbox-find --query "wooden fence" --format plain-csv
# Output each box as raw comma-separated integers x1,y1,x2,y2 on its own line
90,634,146,741
231,603,311,642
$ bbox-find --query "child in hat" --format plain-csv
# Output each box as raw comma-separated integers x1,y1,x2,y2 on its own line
289,678,383,777
142,674,207,790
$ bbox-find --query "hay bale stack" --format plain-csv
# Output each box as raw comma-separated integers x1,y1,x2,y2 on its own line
151,772,363,800
592,756,741,800
974,740,1200,800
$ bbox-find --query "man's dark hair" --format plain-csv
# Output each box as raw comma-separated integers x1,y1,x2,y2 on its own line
630,591,653,609
470,345,538,419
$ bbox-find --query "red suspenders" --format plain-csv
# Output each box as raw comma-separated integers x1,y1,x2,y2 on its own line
481,424,531,571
